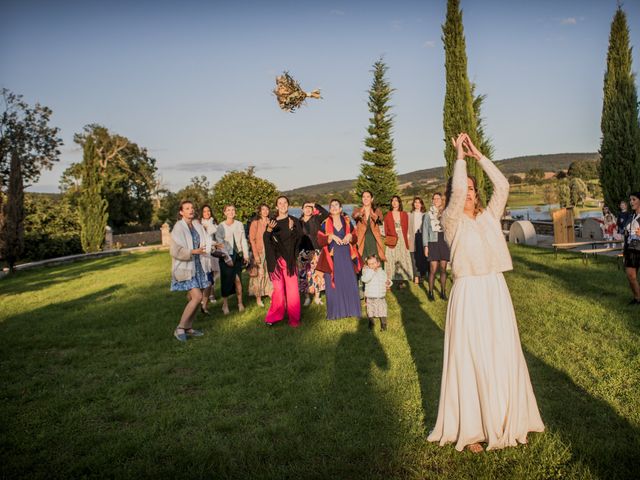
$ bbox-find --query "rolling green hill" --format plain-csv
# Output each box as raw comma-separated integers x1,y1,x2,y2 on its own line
284,152,600,199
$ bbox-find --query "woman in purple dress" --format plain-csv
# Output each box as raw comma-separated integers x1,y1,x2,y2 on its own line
316,199,362,319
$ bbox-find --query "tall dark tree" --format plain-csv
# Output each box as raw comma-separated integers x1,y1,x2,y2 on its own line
62,124,157,230
356,58,398,206
78,137,108,253
599,6,640,214
442,0,485,199
0,89,62,258
471,82,495,199
1,148,25,271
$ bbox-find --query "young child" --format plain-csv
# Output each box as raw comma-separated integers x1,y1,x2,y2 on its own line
361,255,392,331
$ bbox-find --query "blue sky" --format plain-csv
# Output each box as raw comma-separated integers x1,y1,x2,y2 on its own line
1,0,639,193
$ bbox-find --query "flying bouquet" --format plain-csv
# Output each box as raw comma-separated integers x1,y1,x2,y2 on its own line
274,72,321,112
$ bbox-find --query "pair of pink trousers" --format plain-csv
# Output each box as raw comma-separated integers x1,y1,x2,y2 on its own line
265,257,301,327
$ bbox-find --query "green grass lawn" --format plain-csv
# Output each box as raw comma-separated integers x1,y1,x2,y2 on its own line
1,246,638,479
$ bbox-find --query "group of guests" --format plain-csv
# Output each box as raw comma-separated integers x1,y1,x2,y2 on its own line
598,199,640,304
168,133,550,454
169,190,455,334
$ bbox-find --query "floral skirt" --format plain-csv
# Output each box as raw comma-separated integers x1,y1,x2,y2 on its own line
298,249,325,294
249,252,273,297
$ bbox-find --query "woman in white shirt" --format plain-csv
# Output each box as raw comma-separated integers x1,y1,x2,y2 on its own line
216,204,249,315
407,197,428,284
199,205,220,313
427,134,544,453
170,200,211,342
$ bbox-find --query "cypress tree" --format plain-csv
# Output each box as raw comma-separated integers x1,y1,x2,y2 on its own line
78,137,108,252
442,0,485,199
600,6,640,215
356,58,398,206
471,82,495,200
1,147,25,272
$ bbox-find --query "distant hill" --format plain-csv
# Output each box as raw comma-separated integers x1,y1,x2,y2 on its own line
284,153,600,198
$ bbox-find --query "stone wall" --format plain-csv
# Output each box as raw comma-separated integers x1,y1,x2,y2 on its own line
112,230,161,248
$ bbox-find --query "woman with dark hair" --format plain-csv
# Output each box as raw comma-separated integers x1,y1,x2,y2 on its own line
617,200,632,237
215,204,249,315
383,195,412,285
200,204,219,313
317,199,362,319
169,200,210,342
408,196,428,284
299,201,329,306
423,192,451,300
427,133,544,453
249,203,274,307
352,191,386,263
264,196,303,327
623,192,640,305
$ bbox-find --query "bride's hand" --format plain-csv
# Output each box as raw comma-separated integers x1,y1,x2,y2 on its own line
462,134,483,160
451,133,471,160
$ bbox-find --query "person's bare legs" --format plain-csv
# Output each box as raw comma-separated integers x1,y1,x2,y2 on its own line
222,296,230,315
235,275,244,311
177,288,202,334
626,267,640,300
202,285,212,313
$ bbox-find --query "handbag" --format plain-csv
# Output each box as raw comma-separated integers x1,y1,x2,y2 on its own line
247,254,261,277
384,235,398,248
626,214,640,251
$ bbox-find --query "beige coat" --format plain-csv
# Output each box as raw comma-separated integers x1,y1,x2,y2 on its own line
442,156,512,279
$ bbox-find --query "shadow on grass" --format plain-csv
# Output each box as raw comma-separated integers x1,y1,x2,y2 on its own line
0,253,143,297
513,246,640,335
391,286,444,430
396,271,640,479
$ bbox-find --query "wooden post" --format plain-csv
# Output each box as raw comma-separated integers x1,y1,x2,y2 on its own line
552,207,575,244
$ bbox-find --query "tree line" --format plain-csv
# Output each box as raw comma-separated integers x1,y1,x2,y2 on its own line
1,1,638,271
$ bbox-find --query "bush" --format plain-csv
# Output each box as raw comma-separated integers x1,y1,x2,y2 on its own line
23,232,83,261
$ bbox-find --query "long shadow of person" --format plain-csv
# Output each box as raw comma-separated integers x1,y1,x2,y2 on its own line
391,286,444,431
324,318,398,478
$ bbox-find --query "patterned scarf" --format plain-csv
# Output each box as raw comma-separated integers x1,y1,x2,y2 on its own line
320,215,362,287
428,206,443,233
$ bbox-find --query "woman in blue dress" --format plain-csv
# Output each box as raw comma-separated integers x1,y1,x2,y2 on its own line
170,200,211,342
316,199,362,319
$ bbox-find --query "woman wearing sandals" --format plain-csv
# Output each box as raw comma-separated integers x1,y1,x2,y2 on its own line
422,193,451,300
170,200,210,342
427,133,544,453
216,204,249,315
249,204,274,307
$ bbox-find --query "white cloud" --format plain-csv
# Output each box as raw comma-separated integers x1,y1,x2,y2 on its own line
391,19,403,31
423,40,436,49
561,17,577,25
329,9,345,16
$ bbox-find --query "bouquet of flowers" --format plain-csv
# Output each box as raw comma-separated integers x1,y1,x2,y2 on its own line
274,72,321,112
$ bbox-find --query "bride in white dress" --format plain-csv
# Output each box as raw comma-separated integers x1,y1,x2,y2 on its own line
427,133,544,452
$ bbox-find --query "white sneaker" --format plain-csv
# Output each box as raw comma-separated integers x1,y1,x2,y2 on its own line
209,296,217,304
303,297,311,307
